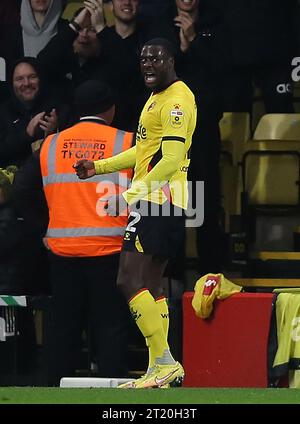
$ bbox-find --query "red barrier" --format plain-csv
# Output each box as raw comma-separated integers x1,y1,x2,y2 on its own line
183,292,275,387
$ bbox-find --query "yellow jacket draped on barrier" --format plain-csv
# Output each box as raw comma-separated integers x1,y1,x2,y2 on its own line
192,273,242,319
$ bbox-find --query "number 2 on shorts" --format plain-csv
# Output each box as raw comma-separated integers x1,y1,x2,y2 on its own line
126,211,141,233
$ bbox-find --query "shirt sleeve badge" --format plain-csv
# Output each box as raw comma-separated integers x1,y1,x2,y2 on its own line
170,108,184,128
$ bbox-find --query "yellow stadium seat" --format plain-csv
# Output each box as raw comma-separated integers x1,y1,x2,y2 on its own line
251,85,265,132
242,114,300,208
253,113,300,141
62,1,83,20
219,113,250,220
240,114,300,274
242,140,300,207
103,1,115,26
219,112,251,165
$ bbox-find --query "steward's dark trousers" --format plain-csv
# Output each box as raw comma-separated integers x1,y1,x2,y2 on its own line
47,252,131,385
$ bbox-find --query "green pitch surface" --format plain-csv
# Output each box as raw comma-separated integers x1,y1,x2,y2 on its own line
0,387,300,404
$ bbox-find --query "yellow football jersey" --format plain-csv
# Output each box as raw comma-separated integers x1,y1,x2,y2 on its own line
128,80,197,209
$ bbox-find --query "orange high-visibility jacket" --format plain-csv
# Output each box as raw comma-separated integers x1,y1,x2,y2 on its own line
40,118,134,257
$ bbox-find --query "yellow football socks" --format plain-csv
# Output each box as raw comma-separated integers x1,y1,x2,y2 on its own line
129,289,174,370
156,296,169,339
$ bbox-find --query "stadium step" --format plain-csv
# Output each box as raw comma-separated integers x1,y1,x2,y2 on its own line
231,277,300,288
247,251,300,278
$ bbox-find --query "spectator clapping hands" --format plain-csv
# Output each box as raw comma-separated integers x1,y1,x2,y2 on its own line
174,10,197,52
39,108,58,136
84,0,105,33
26,109,57,139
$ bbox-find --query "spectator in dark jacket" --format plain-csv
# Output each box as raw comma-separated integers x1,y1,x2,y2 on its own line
0,57,69,168
138,0,173,21
38,1,166,131
37,6,116,100
94,0,174,130
2,0,65,75
95,0,153,130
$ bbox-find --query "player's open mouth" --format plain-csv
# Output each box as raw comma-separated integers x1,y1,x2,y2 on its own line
144,72,156,83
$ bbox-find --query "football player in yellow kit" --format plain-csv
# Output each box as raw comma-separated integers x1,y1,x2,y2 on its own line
74,38,197,388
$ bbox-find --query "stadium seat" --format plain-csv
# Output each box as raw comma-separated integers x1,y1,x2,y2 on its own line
219,112,251,165
242,140,300,207
241,114,300,230
62,1,83,20
231,276,300,288
246,252,300,279
103,1,115,26
241,139,300,257
251,85,266,132
253,113,300,141
240,117,300,274
219,113,250,220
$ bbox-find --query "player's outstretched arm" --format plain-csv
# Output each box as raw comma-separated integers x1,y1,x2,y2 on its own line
74,146,137,179
94,146,136,174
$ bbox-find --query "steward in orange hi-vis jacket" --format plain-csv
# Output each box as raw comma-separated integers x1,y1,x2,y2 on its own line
40,121,133,257
39,80,134,385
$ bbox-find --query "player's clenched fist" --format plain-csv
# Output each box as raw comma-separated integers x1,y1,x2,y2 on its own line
73,159,96,179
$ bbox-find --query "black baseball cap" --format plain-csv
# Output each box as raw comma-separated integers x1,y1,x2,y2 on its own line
73,80,115,116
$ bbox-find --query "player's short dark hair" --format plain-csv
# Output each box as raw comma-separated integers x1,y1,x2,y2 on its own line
143,38,176,58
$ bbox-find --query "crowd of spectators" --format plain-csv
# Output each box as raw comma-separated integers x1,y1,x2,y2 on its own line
0,0,299,381
0,0,299,292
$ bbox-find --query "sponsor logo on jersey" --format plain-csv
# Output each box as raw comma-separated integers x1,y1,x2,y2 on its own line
171,110,184,116
136,123,147,141
170,108,184,128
